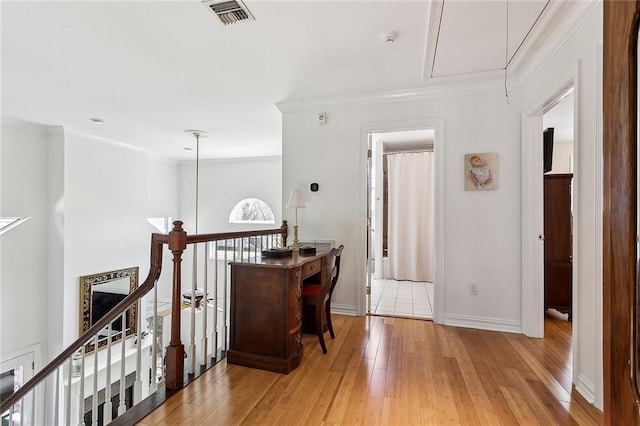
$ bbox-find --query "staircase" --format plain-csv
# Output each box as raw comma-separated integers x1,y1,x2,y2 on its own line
0,220,288,425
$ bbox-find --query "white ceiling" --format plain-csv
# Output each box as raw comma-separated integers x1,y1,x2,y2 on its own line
1,0,560,160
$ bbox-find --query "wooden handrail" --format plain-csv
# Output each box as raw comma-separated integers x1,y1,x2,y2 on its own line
0,230,168,412
0,219,289,412
185,221,288,245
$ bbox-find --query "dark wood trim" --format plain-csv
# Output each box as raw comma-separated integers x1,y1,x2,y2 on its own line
603,1,640,423
165,221,187,390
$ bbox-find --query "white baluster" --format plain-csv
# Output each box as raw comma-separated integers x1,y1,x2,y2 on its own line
118,313,126,416
134,308,143,404
103,325,112,425
212,242,218,359
18,398,24,425
92,335,98,426
150,285,158,393
65,357,72,426
189,244,197,374
202,243,209,365
79,345,86,426
55,366,61,425
30,382,36,425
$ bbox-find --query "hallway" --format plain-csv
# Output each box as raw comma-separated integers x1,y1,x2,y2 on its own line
137,314,600,425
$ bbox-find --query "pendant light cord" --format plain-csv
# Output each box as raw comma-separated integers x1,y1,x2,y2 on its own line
195,133,200,234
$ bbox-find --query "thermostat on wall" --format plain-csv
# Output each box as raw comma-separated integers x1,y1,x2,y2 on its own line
310,183,319,192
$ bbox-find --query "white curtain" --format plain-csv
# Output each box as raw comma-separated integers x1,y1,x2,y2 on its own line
387,152,434,282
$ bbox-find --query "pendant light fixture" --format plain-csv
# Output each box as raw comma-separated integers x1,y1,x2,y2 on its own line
184,129,208,373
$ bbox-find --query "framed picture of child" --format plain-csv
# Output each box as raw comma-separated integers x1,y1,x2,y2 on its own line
465,152,498,190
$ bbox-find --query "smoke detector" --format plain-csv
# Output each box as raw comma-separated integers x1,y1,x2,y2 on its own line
380,31,398,44
202,0,255,26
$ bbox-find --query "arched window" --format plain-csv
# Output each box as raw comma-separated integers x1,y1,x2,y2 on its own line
229,198,275,224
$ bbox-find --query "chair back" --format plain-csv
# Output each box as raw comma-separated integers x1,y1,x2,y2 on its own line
320,247,338,301
328,244,344,297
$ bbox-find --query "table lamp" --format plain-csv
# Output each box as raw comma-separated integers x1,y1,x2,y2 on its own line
285,189,305,250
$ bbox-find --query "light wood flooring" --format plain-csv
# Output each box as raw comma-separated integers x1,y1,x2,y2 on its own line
138,313,602,425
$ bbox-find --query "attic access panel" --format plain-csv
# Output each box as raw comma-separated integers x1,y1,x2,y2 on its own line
431,0,549,77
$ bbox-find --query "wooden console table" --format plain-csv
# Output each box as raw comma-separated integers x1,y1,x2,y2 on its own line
227,251,328,373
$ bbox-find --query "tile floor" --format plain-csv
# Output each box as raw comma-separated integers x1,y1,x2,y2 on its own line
369,278,433,319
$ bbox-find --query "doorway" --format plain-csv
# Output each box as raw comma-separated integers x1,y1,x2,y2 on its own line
540,86,575,398
1,349,35,425
542,88,575,325
366,129,435,320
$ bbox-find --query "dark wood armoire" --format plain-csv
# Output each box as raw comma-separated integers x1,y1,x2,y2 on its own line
543,173,573,320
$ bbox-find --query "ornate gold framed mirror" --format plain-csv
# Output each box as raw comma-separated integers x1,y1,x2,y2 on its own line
79,266,139,353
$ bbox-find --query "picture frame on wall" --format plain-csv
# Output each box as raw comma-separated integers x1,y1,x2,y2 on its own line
465,152,498,190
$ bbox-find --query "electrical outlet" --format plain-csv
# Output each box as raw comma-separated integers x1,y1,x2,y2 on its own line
469,283,478,295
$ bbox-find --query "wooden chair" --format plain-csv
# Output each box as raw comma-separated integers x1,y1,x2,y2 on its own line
302,247,338,353
325,244,344,339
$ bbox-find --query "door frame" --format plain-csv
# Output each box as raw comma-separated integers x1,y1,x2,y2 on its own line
603,1,640,422
358,118,445,323
521,76,577,339
1,344,40,425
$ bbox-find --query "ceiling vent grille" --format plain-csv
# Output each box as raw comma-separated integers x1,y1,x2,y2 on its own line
202,0,255,26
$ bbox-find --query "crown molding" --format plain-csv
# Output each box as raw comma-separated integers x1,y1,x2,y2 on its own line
514,0,601,88
66,129,148,154
507,0,563,77
276,76,521,113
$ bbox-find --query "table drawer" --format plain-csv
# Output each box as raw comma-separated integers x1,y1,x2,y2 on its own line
302,259,321,279
288,304,302,326
287,324,302,355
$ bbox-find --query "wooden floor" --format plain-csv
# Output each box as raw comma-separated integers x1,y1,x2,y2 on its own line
138,313,602,425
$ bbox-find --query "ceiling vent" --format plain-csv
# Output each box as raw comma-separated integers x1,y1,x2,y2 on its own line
202,0,255,26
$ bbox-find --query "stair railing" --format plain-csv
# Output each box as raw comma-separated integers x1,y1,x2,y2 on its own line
0,219,288,425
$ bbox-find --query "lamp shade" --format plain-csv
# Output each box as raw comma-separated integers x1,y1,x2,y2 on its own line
285,189,305,209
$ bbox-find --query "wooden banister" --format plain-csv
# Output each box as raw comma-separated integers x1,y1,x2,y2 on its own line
0,219,289,413
0,231,167,412
185,220,288,245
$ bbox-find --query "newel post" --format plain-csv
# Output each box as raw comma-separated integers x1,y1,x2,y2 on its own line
166,220,187,390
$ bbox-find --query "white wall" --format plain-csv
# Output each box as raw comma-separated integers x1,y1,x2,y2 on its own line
63,133,180,346
0,118,50,359
521,3,602,408
1,119,181,363
281,91,523,324
147,156,179,220
46,127,65,359
178,156,282,234
549,141,573,174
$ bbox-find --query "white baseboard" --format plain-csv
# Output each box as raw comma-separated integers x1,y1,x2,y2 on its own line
444,314,522,334
331,304,358,316
575,374,596,404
